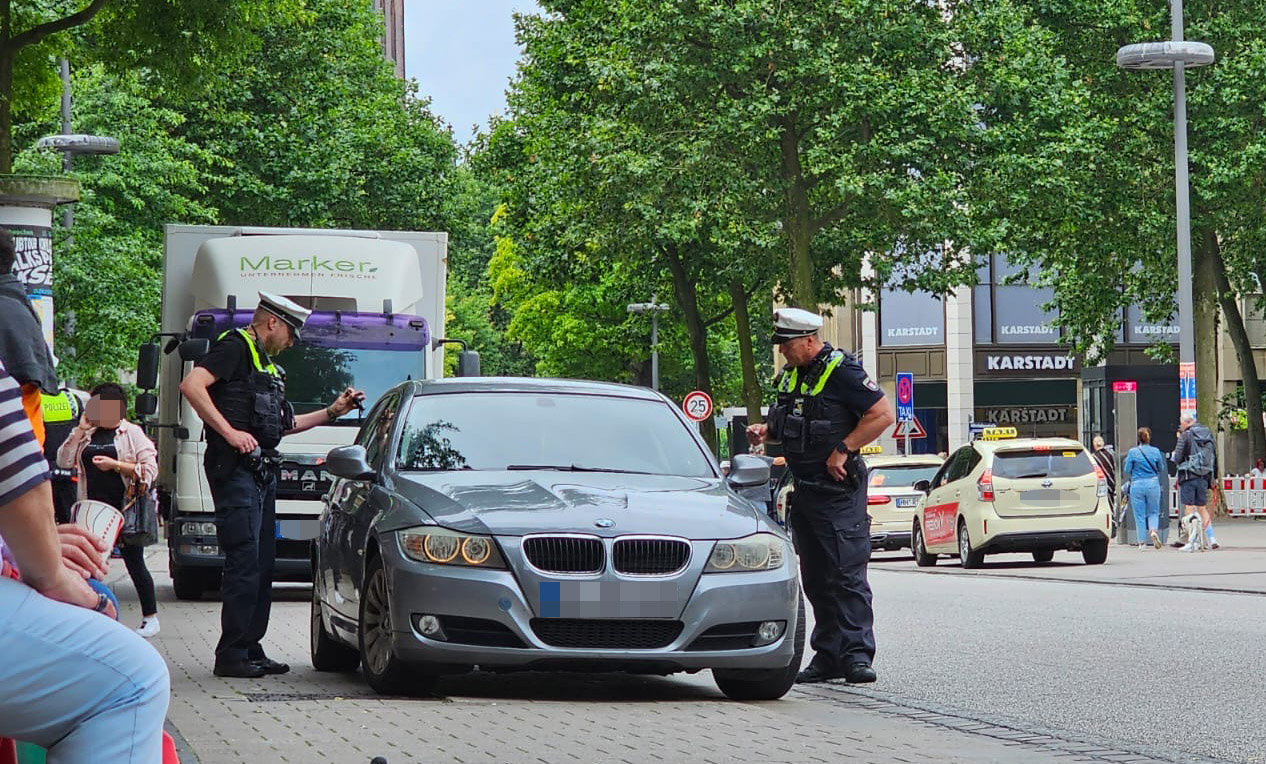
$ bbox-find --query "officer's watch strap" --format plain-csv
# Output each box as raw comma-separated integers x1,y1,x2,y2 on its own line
835,441,858,457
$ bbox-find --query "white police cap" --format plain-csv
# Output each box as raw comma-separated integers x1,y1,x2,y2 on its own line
257,291,312,339
771,307,823,344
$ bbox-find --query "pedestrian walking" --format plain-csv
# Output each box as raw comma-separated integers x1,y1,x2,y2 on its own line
57,383,161,637
1171,414,1218,550
1090,435,1116,520
1122,427,1165,549
746,307,894,684
179,291,364,678
0,230,58,445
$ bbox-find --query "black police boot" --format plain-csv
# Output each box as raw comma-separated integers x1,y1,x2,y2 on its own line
843,661,877,683
214,659,266,678
795,663,845,684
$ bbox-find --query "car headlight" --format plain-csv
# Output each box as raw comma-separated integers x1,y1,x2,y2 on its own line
399,527,506,568
705,533,786,572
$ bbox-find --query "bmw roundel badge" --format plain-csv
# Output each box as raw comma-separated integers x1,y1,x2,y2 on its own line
594,518,615,528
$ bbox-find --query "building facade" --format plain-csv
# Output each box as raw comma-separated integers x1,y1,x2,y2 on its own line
372,0,406,78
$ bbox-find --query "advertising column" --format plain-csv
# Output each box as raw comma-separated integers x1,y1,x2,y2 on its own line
0,176,80,355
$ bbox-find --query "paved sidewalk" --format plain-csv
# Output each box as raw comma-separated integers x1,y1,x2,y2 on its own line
874,517,1266,593
104,548,1212,764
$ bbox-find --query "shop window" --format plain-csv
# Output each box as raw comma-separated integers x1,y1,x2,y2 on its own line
879,289,945,347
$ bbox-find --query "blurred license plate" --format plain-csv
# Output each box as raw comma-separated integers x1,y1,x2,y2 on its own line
275,520,319,540
539,581,685,619
1018,489,1065,504
895,497,918,508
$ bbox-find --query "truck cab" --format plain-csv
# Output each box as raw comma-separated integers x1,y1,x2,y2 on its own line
139,227,448,600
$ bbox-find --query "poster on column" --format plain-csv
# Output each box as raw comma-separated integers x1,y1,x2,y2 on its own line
6,224,54,349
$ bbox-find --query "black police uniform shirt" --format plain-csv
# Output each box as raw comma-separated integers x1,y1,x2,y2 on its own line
779,343,885,480
196,332,277,473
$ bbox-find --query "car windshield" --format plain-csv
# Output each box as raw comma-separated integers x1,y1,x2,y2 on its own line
280,345,425,422
992,449,1093,479
868,464,941,488
396,391,715,477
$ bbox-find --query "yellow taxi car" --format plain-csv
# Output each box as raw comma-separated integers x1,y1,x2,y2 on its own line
911,428,1111,568
773,446,943,553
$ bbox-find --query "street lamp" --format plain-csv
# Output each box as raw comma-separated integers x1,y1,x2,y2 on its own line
1116,3,1214,419
627,295,670,391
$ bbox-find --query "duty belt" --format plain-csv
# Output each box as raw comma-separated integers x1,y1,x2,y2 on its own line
794,475,857,495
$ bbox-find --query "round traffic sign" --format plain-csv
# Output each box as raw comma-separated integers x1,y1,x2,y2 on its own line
896,376,913,405
682,390,713,422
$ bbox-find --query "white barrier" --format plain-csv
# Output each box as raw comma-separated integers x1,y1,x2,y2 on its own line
1224,476,1266,516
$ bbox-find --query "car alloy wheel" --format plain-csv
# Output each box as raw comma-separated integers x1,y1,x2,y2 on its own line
357,553,435,696
958,522,984,569
913,524,936,567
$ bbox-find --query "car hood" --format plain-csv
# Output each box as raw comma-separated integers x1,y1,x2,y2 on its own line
387,470,763,539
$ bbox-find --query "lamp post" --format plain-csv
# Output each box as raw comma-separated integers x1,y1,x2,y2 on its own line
627,295,670,391
1116,3,1214,418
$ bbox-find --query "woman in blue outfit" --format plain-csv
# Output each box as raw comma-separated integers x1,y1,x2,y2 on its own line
1123,427,1166,549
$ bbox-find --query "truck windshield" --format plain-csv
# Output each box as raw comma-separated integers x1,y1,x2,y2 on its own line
280,344,424,423
397,392,715,477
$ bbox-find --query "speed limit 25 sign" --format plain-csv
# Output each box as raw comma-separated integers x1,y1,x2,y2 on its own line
682,390,713,422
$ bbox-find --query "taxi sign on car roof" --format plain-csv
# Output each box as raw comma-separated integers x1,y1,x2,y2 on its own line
860,444,883,455
979,426,1018,441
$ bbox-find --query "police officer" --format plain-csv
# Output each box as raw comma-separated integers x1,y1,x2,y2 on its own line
180,291,365,678
747,308,894,684
41,388,84,523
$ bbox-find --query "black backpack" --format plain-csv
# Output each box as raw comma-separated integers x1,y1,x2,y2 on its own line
1180,426,1216,476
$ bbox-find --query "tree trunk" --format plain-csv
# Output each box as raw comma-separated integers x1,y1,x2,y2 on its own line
1207,229,1265,469
778,116,815,308
0,50,12,174
1193,225,1219,433
728,278,763,428
663,245,717,454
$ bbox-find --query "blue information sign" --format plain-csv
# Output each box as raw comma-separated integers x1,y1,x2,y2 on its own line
896,372,914,423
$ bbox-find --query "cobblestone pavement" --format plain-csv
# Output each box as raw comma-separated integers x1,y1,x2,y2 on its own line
103,539,1255,764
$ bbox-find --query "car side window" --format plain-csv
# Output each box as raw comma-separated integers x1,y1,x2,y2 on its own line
932,452,960,488
943,447,975,484
360,393,401,469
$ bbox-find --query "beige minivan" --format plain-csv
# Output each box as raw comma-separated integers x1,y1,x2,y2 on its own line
912,429,1112,568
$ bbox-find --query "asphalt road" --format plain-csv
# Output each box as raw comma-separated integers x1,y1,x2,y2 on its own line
860,548,1266,764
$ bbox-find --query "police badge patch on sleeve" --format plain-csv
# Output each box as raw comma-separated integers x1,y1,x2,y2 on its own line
864,377,880,391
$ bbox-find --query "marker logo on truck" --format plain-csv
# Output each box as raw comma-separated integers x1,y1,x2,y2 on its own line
240,255,379,280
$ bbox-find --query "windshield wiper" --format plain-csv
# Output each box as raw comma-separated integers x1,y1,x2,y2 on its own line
505,464,653,475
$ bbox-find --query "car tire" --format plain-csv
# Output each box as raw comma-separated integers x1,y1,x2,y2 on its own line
359,553,436,696
913,524,937,567
957,522,985,569
1031,550,1055,563
712,595,806,701
1081,538,1109,565
312,583,360,672
171,564,215,601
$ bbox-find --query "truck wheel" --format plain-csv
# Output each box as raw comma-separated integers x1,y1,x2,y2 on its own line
172,566,204,601
312,584,360,672
359,554,437,696
1081,539,1109,565
958,522,985,569
1031,550,1055,563
713,596,805,701
913,524,937,567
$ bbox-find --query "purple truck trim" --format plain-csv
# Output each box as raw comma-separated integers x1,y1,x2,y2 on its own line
190,309,430,351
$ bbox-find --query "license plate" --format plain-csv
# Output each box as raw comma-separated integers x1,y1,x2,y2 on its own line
539,581,685,619
1018,489,1065,504
275,519,319,540
895,497,918,508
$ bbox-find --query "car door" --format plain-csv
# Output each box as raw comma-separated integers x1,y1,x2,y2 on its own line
922,447,974,551
328,393,398,618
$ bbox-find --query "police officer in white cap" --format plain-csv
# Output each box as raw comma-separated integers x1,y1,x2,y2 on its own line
747,307,894,684
180,291,364,678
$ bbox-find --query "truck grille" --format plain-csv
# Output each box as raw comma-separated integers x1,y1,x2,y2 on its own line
522,536,604,574
612,537,690,575
530,619,683,649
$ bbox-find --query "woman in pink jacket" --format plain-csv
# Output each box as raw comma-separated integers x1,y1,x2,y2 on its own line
58,382,161,637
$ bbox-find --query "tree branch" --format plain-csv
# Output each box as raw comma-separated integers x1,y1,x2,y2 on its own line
10,0,111,51
810,197,854,234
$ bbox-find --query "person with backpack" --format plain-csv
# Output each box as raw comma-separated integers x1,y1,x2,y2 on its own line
1171,414,1218,549
1123,427,1166,549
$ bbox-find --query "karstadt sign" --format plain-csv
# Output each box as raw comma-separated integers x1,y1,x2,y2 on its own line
978,352,1079,375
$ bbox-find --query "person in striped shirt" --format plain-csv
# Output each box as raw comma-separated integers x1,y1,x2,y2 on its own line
0,359,170,763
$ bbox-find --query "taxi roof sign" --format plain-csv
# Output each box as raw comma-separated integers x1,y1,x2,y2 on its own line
860,444,883,455
979,426,1018,441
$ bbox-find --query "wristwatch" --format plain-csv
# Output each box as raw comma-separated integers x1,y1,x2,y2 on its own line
835,441,858,458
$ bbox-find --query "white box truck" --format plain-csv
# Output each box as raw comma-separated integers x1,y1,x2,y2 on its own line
136,225,457,600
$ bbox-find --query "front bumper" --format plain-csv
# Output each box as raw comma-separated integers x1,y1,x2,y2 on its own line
169,512,317,581
379,534,801,672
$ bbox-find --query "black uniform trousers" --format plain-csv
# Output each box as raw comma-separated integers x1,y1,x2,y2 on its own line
211,463,278,664
787,482,876,670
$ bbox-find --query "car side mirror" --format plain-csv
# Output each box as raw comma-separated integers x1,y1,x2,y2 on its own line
457,349,481,377
137,343,160,390
135,392,158,417
913,479,931,494
178,338,210,362
727,453,771,488
325,445,376,481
